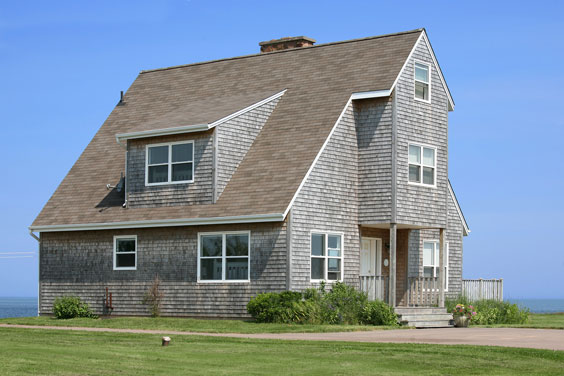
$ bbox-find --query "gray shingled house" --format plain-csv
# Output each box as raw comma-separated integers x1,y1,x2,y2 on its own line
30,29,470,325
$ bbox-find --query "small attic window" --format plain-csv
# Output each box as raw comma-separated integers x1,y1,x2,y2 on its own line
146,141,194,186
414,61,430,102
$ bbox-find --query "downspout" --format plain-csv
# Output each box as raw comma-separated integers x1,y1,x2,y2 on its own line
286,209,292,290
390,89,398,307
29,229,40,316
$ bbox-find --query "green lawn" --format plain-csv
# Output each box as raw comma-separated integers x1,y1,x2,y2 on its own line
474,313,564,329
0,315,395,334
0,327,562,375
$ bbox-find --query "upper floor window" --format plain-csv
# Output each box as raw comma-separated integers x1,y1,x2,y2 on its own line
146,141,194,186
311,232,343,282
409,143,436,186
423,241,449,291
414,62,430,102
198,232,250,282
114,235,137,270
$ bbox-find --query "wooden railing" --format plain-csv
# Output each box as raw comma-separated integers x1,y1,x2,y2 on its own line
359,275,388,302
406,277,439,307
462,279,503,301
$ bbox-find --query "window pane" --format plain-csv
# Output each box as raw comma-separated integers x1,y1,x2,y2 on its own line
423,242,433,266
311,234,324,256
434,243,440,266
148,165,168,183
116,253,135,268
226,258,248,280
311,258,324,279
148,146,168,165
328,235,341,256
423,148,435,166
409,145,421,164
328,258,340,272
423,167,434,185
409,165,421,183
415,81,428,100
226,234,249,256
423,266,434,278
172,143,193,163
200,258,222,280
116,239,135,253
172,163,193,182
201,235,222,257
415,63,429,83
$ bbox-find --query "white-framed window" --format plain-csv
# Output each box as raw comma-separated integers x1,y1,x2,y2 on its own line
113,235,137,270
423,240,449,291
408,143,436,186
146,141,194,186
198,231,250,282
414,61,431,102
310,232,343,282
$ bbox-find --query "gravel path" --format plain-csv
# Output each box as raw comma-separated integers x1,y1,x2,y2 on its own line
1,324,563,351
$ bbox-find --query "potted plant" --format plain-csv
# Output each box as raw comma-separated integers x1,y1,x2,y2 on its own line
452,304,476,327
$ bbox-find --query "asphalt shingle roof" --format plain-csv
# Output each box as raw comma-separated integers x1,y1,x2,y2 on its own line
31,29,422,229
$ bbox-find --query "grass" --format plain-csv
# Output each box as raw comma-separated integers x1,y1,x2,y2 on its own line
0,327,563,375
473,313,564,330
0,315,397,334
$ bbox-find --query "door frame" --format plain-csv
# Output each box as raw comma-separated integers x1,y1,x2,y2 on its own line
360,237,382,276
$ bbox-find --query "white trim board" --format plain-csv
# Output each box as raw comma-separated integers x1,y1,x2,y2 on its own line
115,90,287,146
448,181,470,236
30,213,284,233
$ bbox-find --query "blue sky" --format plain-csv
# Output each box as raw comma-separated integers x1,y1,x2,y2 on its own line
0,1,562,298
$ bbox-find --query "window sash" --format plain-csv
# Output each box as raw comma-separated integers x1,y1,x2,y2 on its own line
198,232,250,282
311,233,343,282
146,142,194,185
114,236,137,270
422,241,449,291
408,144,436,186
414,62,430,101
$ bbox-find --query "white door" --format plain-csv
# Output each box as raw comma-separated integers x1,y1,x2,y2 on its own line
360,238,382,276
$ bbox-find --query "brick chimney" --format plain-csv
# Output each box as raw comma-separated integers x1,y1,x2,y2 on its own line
259,36,316,53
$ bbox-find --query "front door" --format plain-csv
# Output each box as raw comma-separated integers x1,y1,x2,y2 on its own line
360,238,381,276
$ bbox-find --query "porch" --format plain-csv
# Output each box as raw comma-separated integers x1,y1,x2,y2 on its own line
358,225,448,308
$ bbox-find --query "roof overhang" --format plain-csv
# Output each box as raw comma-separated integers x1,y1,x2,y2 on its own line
115,89,287,147
30,213,285,233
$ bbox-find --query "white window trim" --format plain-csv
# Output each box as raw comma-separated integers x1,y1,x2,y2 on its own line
413,60,431,103
113,235,137,271
423,240,448,292
408,142,437,188
145,140,194,186
309,230,345,283
197,231,251,283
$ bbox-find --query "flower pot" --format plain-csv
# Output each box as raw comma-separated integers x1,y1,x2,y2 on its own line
454,315,469,328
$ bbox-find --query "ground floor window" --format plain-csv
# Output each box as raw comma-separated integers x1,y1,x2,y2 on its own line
114,235,137,270
198,231,250,282
423,240,449,291
311,232,343,282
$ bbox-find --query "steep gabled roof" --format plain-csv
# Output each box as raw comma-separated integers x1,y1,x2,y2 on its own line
31,29,424,231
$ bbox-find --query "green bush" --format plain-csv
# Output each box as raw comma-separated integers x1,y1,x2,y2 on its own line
247,283,397,326
53,296,97,319
446,296,529,325
361,300,398,326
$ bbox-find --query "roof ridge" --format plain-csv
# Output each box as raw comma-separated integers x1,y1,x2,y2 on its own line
140,28,424,74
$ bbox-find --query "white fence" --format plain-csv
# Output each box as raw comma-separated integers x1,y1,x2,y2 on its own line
462,279,503,301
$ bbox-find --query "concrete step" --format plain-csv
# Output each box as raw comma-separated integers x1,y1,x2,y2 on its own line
404,320,454,328
398,313,453,322
395,307,446,315
394,307,454,328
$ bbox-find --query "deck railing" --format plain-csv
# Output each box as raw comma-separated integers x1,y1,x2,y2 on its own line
359,275,388,302
462,279,503,301
406,277,439,307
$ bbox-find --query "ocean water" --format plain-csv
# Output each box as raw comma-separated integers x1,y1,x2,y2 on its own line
507,299,564,314
0,297,38,318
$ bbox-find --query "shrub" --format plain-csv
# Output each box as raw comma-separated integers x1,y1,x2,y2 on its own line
360,300,398,326
446,296,529,325
53,296,96,319
247,283,396,326
142,275,165,317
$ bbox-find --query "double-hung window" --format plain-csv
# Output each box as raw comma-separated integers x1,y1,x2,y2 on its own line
311,232,343,282
114,235,137,270
146,141,194,185
414,61,430,101
198,232,250,282
409,143,436,186
423,241,449,291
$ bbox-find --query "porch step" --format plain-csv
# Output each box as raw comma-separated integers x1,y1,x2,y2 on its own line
395,307,454,328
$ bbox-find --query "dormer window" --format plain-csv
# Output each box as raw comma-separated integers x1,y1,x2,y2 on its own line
146,141,194,186
414,61,430,102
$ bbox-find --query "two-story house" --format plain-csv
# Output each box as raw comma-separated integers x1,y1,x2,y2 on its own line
30,29,469,325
